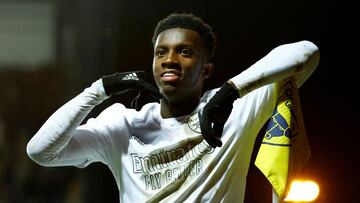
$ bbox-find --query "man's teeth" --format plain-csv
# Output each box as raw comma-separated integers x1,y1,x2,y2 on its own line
164,73,176,77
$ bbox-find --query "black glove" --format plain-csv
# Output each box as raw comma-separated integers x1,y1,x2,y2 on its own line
199,82,239,148
102,71,163,109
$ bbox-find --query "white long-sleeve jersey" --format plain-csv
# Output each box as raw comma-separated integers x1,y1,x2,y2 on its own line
27,40,319,202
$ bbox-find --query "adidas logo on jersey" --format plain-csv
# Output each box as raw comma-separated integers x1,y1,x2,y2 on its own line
122,73,139,81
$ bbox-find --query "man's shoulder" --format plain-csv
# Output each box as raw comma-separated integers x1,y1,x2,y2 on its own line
98,102,160,127
104,102,159,113
132,102,161,123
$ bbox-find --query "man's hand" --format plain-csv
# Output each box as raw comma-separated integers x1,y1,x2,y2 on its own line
199,82,239,148
102,71,163,107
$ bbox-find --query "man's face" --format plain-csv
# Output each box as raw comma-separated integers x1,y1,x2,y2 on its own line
153,28,209,100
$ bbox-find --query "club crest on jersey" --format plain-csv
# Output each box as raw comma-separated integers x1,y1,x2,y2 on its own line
186,113,201,134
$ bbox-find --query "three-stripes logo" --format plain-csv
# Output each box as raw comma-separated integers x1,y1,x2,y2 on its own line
122,72,139,81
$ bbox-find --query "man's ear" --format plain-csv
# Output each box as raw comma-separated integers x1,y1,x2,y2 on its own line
203,63,214,79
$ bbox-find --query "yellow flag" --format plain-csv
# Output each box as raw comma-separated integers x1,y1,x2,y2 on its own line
255,78,311,200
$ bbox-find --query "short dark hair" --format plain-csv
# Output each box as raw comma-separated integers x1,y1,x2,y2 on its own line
152,13,217,60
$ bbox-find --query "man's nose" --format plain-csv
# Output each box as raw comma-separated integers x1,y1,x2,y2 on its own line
161,51,179,68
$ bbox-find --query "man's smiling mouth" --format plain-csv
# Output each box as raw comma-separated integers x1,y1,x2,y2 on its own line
160,70,181,82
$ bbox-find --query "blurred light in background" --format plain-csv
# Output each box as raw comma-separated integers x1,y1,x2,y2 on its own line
0,1,55,69
284,180,319,202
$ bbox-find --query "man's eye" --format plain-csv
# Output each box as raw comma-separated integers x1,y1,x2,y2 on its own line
180,49,192,57
155,50,165,57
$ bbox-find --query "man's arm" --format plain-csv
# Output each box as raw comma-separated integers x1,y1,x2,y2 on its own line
229,40,319,97
26,79,108,166
26,70,162,166
200,40,320,147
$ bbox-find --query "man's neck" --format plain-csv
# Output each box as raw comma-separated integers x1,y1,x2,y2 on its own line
160,97,200,118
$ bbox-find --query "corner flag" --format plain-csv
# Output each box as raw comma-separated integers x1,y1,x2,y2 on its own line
255,78,311,201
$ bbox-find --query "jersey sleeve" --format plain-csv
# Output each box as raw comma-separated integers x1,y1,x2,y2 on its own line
230,40,319,98
26,79,110,167
72,103,134,168
230,83,278,138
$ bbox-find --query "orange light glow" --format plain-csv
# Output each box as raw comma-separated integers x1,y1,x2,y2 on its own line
284,180,319,202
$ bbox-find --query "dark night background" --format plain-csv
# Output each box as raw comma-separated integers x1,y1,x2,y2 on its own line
0,0,358,202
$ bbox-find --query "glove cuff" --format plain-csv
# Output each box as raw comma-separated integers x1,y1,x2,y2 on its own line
220,82,240,101
102,73,119,96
